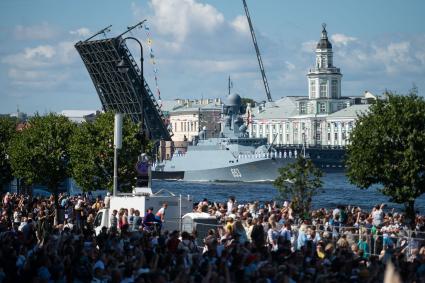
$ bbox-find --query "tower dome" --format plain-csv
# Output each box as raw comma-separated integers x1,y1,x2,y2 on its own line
316,23,332,49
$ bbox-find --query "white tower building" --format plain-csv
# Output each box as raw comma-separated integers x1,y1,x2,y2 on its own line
307,24,342,102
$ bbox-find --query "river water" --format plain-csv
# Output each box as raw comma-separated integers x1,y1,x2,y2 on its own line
152,172,425,214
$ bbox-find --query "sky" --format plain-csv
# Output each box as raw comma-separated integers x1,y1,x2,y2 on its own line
1,0,424,114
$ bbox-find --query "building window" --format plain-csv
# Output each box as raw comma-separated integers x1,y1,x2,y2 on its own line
253,124,257,132
300,102,307,114
181,122,183,131
320,80,327,98
334,132,338,141
327,132,331,141
259,125,263,133
272,124,276,133
174,123,177,131
286,134,289,144
286,122,289,130
332,80,338,98
310,80,316,97
265,125,269,134
319,103,326,113
316,133,321,141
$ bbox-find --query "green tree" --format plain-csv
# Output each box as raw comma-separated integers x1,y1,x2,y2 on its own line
8,114,75,218
274,156,323,218
69,112,146,192
346,92,425,224
0,116,18,190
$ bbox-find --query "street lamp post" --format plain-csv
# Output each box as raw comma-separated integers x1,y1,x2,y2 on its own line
117,37,145,154
113,113,123,196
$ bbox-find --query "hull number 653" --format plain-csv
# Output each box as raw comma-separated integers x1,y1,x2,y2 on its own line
230,168,242,178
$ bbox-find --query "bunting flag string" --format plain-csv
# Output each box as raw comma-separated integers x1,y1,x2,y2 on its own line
142,23,162,108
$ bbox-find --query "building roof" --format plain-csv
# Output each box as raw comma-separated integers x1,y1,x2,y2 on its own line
169,102,222,115
61,110,98,117
327,104,370,119
251,97,299,120
61,110,99,123
160,100,182,113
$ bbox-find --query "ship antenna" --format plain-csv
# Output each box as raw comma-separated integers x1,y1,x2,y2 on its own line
228,76,233,96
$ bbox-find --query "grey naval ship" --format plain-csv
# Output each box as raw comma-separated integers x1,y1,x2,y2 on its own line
152,94,299,182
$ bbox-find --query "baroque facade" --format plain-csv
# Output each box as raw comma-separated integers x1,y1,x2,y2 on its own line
248,24,373,147
165,98,222,142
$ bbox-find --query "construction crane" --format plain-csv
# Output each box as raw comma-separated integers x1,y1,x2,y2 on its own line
242,0,273,102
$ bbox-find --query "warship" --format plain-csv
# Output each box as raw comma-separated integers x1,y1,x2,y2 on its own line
152,93,299,182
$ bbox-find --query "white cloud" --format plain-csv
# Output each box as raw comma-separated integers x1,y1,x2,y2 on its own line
186,58,255,73
416,50,425,65
7,67,69,89
285,61,296,71
70,27,91,37
8,68,46,80
2,41,78,89
149,0,224,44
301,40,316,53
3,45,56,68
373,41,412,74
231,15,249,35
24,45,56,59
14,22,58,40
2,41,78,69
331,33,357,46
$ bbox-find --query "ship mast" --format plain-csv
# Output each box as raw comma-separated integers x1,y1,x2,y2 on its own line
228,75,233,96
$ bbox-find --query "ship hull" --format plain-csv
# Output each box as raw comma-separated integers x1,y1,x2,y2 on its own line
152,147,347,182
154,157,294,182
151,170,184,180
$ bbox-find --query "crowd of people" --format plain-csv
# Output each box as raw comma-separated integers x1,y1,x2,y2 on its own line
0,191,425,283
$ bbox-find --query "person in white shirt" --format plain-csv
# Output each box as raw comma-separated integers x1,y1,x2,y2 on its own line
372,204,385,227
156,202,168,222
227,196,235,215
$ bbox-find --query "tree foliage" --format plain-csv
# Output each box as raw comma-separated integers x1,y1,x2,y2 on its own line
346,92,425,222
69,112,146,192
8,114,75,196
0,116,18,189
274,156,323,218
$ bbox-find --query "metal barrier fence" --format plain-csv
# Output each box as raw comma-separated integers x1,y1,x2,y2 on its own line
179,220,425,260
